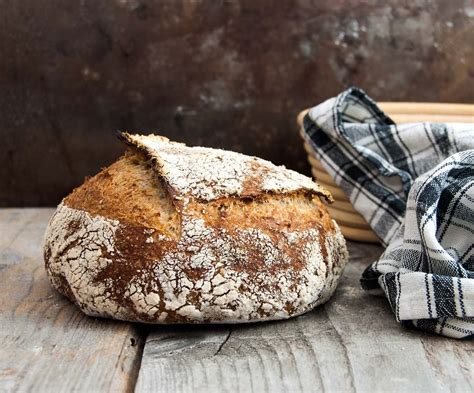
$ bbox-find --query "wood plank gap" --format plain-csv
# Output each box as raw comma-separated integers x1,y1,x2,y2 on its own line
123,324,149,393
213,328,232,357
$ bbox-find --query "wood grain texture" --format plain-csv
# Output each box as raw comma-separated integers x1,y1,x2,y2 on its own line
0,208,144,393
135,242,473,393
1,209,472,392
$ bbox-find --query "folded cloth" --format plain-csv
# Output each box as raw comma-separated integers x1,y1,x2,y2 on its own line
302,87,474,338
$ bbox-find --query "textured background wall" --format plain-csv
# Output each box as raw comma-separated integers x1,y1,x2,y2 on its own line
1,0,474,206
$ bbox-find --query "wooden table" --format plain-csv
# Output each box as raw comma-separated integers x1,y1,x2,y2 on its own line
1,208,472,392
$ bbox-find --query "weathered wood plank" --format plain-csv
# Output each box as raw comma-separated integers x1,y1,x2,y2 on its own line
2,208,472,392
419,335,474,392
0,208,144,393
324,244,445,393
0,208,53,265
344,247,471,392
135,242,473,393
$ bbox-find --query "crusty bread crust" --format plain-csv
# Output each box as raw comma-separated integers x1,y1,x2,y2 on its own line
64,150,180,239
43,135,348,323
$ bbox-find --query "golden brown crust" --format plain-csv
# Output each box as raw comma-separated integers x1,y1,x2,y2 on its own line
65,150,335,239
64,150,180,239
44,135,348,324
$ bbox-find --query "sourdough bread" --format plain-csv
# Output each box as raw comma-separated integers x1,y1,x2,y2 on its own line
43,134,348,323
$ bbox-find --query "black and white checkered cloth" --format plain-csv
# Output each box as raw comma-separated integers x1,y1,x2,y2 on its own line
302,87,474,338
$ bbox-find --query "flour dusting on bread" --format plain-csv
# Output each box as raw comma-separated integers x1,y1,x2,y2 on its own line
121,133,333,204
43,133,348,324
45,204,347,323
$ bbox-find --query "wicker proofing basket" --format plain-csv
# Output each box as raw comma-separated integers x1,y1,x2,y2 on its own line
298,102,474,243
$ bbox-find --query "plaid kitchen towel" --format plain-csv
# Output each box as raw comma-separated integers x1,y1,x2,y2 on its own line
302,87,474,338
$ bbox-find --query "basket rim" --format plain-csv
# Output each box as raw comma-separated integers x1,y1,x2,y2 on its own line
297,101,474,126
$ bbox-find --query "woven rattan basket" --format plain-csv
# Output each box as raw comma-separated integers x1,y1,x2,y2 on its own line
298,102,474,243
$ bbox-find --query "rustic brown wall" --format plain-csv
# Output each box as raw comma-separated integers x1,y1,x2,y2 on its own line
1,0,474,206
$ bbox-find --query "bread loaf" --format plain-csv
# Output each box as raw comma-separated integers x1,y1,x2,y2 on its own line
43,133,348,323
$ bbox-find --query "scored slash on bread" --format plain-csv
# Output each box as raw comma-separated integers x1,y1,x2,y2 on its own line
43,133,348,324
118,132,334,205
